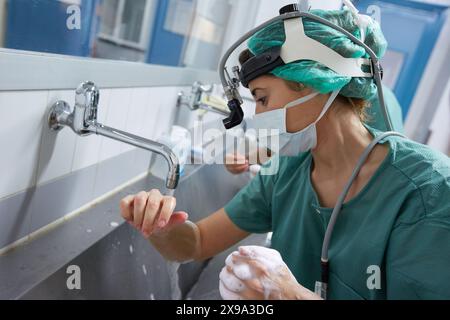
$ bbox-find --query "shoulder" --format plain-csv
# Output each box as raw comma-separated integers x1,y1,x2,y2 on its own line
388,136,449,188
385,135,450,223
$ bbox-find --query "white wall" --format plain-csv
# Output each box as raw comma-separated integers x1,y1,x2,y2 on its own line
220,0,260,56
254,0,343,25
222,0,344,52
427,77,450,155
404,8,450,144
0,0,6,47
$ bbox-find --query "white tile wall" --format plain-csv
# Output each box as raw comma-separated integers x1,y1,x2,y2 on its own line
131,87,161,174
121,87,151,153
36,90,78,185
142,87,160,140
71,89,111,172
98,88,132,162
0,90,48,199
0,85,193,202
152,87,180,140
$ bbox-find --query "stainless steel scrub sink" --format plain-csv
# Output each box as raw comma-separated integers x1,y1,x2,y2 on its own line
16,164,261,300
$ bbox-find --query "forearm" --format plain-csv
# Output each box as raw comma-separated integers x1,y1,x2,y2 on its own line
149,208,249,263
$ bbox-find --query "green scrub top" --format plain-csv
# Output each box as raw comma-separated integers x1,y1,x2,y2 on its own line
224,126,450,299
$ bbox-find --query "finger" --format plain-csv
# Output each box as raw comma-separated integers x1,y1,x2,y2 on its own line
242,279,271,300
141,189,163,237
238,246,253,256
224,266,264,299
225,154,235,165
226,261,254,281
232,255,269,277
227,164,249,175
119,195,135,222
225,252,237,268
234,154,248,164
219,267,246,293
228,263,266,295
225,153,235,161
239,246,280,258
132,191,148,229
226,153,247,164
165,211,189,230
239,284,265,300
233,164,249,172
156,196,176,229
219,279,242,300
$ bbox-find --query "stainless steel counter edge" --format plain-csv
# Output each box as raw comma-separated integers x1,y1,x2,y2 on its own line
0,165,205,300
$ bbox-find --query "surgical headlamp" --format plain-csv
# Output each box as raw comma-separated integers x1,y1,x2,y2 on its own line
219,3,391,131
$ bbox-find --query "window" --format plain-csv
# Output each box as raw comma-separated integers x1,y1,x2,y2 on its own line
0,0,258,71
97,0,156,51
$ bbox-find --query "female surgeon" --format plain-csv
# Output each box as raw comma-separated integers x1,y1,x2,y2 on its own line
119,8,450,299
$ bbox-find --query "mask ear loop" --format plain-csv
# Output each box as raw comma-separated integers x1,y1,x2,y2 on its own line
283,89,341,134
312,90,341,125
285,91,320,109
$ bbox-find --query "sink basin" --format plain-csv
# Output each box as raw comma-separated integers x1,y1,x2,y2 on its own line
9,164,265,300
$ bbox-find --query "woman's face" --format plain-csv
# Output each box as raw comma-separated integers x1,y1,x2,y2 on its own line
249,75,328,133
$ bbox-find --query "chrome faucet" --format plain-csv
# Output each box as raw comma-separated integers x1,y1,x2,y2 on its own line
48,81,180,189
177,82,231,117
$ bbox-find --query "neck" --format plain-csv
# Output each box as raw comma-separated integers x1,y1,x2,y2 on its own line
311,104,373,175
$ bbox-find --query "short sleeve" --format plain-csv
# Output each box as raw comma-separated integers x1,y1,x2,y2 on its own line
224,167,276,234
386,214,450,299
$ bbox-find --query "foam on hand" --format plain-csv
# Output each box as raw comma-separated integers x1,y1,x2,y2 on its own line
219,278,242,300
219,267,245,292
219,246,289,300
225,252,253,280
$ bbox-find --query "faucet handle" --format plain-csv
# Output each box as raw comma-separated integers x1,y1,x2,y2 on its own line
191,81,213,95
75,81,100,124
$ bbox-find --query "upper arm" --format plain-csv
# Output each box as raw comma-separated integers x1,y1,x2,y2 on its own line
194,159,279,261
386,218,450,299
196,208,250,261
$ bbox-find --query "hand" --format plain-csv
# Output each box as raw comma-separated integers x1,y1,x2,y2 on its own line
219,246,322,300
120,189,188,238
225,153,249,175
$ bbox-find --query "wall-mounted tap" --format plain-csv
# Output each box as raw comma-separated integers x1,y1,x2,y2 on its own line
177,81,231,118
48,81,180,189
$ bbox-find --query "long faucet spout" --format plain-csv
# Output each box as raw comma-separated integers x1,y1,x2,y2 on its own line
88,123,180,189
48,81,180,190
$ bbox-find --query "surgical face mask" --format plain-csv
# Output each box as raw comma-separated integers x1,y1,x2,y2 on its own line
248,89,340,156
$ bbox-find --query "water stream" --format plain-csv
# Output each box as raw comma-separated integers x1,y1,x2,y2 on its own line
164,188,182,300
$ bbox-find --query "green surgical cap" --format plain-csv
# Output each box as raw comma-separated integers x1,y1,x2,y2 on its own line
247,9,387,100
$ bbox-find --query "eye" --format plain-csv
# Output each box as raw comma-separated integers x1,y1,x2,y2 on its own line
257,97,267,106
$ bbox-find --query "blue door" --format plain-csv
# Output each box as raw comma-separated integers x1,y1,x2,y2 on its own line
146,0,194,66
6,0,99,57
355,0,449,118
